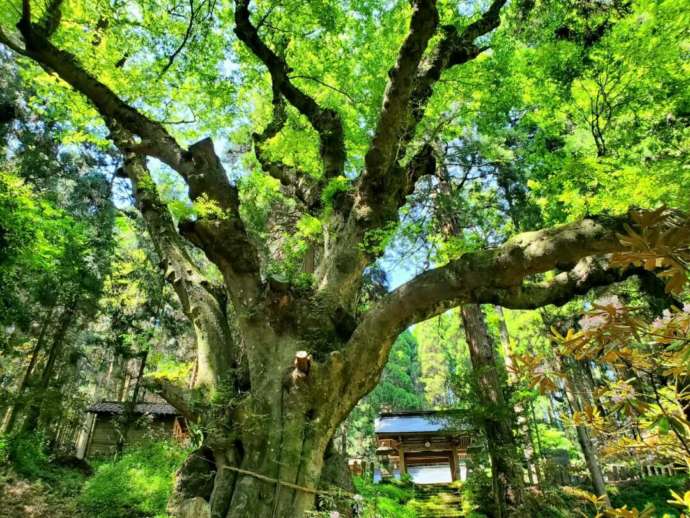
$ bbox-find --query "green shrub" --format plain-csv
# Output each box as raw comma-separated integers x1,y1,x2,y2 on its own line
353,477,417,518
6,432,52,479
79,441,188,518
0,434,9,464
609,475,690,517
1,432,88,496
517,487,589,518
462,469,494,517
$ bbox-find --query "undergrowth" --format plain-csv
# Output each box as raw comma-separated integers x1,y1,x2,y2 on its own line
608,476,690,518
2,434,687,518
1,434,187,518
1,432,86,495
78,441,188,518
353,476,417,518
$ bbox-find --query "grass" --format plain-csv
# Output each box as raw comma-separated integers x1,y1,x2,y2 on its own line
1,434,187,518
79,441,188,518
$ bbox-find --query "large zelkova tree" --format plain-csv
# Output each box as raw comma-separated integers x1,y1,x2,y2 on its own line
2,0,689,515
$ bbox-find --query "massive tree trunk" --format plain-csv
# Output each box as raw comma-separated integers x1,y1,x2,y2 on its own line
167,331,350,518
461,304,524,517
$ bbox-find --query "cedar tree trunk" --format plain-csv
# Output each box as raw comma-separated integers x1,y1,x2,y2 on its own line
461,304,525,517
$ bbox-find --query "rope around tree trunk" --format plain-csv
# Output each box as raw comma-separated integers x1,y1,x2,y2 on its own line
221,465,358,499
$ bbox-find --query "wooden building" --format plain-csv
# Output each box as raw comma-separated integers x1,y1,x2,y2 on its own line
375,410,474,484
76,401,187,459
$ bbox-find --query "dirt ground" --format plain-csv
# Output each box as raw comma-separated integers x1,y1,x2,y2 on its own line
0,473,78,518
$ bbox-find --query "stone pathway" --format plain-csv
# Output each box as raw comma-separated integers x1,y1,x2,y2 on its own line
409,484,465,517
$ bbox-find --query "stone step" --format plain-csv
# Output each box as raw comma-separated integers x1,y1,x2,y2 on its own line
410,485,464,518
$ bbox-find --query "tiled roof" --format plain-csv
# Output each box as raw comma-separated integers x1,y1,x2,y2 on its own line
87,401,178,415
375,410,469,435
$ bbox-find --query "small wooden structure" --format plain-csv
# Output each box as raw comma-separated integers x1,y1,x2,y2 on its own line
375,410,474,484
77,401,187,459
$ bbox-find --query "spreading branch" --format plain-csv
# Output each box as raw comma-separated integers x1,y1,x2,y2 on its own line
317,0,508,303
334,210,690,413
234,0,346,180
16,14,188,174
361,0,438,189
119,151,244,389
356,0,506,224
14,1,235,211
11,6,262,296
252,87,322,211
482,257,647,309
158,0,199,78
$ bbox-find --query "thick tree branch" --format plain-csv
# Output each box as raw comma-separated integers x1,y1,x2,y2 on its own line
147,378,199,422
37,0,64,37
313,1,439,305
362,0,438,185
17,18,186,174
403,0,507,148
234,0,345,180
356,0,506,226
12,12,262,297
317,0,507,305
120,151,246,391
481,257,647,309
252,88,322,211
332,210,690,415
0,27,29,56
14,3,237,213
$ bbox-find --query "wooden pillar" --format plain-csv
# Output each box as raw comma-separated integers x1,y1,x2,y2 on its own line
450,445,458,481
398,438,407,477
460,459,468,481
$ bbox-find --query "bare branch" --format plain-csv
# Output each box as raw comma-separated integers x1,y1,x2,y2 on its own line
252,87,322,211
290,75,358,105
361,0,438,186
158,0,207,79
234,0,345,180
